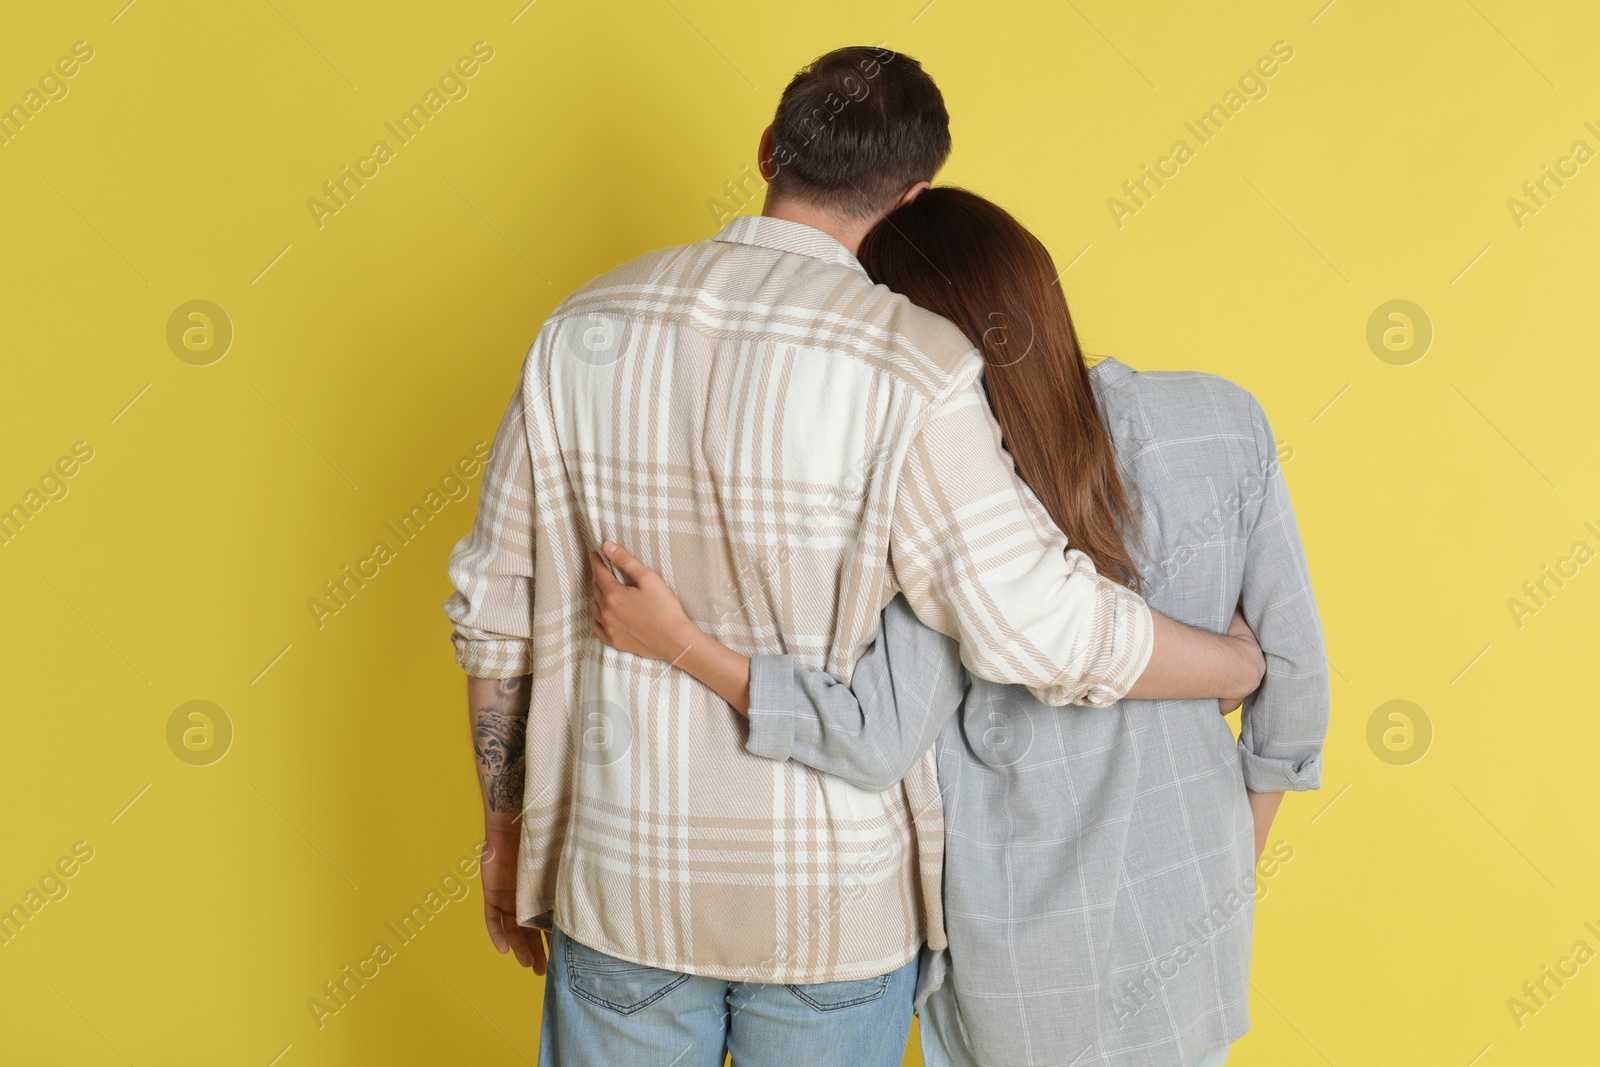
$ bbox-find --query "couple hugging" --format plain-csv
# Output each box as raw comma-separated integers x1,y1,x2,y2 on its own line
444,44,1327,1067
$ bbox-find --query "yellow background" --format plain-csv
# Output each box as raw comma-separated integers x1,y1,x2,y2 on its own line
3,0,1597,1063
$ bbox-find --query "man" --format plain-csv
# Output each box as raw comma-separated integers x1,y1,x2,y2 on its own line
444,46,1263,1065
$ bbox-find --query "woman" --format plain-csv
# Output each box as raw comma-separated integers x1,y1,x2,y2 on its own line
585,188,1328,1067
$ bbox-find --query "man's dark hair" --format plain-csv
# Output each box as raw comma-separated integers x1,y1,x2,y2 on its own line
767,46,951,220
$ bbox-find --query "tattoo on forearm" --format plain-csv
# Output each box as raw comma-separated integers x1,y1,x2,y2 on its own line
475,677,530,815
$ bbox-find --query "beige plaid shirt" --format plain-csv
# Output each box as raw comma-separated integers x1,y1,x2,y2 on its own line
443,215,1154,983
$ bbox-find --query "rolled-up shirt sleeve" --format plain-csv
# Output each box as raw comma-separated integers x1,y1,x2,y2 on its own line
443,363,538,678
747,595,965,793
889,376,1154,707
1237,399,1329,792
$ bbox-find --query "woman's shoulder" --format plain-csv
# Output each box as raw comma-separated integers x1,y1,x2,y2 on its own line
1093,357,1258,410
1091,358,1275,478
1093,358,1267,435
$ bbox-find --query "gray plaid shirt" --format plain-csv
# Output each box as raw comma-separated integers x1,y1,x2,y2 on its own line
745,358,1329,1066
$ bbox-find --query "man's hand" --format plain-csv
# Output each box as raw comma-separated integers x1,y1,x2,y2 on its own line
467,676,544,973
1125,606,1265,703
1218,606,1262,715
482,822,547,975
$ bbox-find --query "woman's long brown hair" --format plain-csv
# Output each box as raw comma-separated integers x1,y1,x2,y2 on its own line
858,187,1141,588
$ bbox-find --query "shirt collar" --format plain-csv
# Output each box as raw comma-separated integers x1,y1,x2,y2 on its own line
713,215,868,277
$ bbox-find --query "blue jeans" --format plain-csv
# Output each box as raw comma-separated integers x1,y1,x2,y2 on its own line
538,927,918,1066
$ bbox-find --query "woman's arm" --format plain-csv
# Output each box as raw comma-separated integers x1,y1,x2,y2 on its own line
1247,789,1284,863
587,545,751,712
1234,399,1328,797
588,542,963,792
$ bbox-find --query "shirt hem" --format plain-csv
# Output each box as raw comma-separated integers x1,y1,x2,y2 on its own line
550,917,923,986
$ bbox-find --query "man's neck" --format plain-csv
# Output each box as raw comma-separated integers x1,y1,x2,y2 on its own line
761,194,874,256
